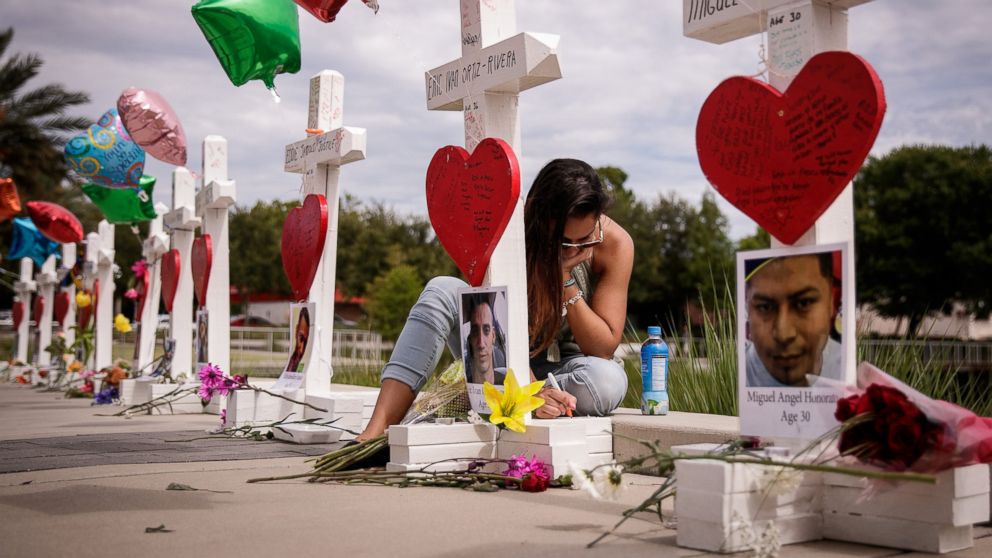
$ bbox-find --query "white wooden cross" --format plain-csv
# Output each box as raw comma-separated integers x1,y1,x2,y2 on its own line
59,243,77,349
164,167,201,380
195,136,236,375
283,70,367,395
685,0,874,383
87,220,116,370
34,254,57,367
12,257,36,364
425,0,561,384
134,203,170,372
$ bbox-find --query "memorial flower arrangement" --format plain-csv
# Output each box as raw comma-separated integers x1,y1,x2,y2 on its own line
248,366,572,493
571,361,992,551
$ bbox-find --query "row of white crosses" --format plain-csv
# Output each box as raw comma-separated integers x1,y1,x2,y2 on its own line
160,137,235,382
685,0,870,390
12,243,77,372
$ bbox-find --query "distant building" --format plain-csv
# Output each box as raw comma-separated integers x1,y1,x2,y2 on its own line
229,287,366,326
857,303,992,340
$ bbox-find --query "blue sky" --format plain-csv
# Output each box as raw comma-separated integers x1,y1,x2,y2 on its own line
6,0,991,239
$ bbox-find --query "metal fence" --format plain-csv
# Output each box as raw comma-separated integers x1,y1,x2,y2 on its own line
228,326,386,374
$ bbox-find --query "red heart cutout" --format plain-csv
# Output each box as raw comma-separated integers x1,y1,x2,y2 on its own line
281,194,328,302
12,301,24,329
160,249,181,314
54,291,71,324
135,269,151,318
192,235,212,308
696,51,885,245
33,295,45,324
425,138,521,286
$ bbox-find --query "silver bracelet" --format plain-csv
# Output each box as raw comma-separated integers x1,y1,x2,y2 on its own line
561,289,584,317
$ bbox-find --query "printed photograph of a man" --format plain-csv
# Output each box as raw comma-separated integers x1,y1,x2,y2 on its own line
460,288,508,386
742,248,844,388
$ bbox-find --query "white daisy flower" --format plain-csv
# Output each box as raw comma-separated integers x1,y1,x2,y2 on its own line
592,462,625,501
568,461,600,498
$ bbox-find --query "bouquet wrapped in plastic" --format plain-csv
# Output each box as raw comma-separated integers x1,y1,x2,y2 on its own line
834,362,992,473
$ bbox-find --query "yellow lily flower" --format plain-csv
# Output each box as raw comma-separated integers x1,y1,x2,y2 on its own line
483,371,545,433
114,314,132,333
75,291,92,308
67,361,83,373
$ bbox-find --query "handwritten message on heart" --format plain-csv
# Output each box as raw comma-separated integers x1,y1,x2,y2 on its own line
696,51,885,245
160,249,181,314
54,291,70,325
426,138,520,286
192,235,213,309
281,194,328,302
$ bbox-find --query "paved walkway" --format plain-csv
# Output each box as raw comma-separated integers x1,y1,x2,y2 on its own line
1,384,989,558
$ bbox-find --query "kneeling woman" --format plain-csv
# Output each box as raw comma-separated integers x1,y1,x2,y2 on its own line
358,158,634,440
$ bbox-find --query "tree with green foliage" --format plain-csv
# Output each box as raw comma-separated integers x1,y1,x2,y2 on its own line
0,28,90,197
364,264,423,340
596,167,734,329
229,200,295,302
0,27,96,307
854,144,992,337
736,227,770,251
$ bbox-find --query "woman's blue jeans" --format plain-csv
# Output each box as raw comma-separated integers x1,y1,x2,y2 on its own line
380,276,628,416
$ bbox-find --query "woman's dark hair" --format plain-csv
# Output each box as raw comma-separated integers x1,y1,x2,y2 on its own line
524,159,610,356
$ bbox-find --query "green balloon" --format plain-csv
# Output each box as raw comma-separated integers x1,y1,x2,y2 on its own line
192,0,302,89
81,176,158,224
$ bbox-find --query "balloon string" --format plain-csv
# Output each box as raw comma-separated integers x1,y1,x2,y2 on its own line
269,85,282,104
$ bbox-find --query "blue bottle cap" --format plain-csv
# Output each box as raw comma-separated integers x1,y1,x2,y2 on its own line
647,325,662,336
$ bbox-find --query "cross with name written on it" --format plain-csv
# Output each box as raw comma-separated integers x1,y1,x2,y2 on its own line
282,70,367,395
425,0,562,391
685,0,877,440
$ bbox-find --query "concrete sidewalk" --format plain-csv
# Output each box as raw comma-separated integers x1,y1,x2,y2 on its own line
1,384,989,557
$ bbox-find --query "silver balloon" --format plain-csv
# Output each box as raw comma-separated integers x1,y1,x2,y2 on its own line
117,87,187,166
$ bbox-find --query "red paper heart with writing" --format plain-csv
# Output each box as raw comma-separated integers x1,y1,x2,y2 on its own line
54,291,70,325
12,301,24,329
192,235,212,309
160,249,181,314
281,194,328,302
696,51,885,245
33,295,45,324
426,138,521,286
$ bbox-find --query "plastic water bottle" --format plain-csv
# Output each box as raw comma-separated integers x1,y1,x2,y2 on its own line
640,325,669,415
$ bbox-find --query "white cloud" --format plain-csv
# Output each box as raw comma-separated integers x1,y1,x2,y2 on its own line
5,0,991,239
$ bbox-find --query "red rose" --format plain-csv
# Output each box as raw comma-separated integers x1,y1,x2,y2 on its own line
520,472,549,492
835,395,859,422
886,417,924,466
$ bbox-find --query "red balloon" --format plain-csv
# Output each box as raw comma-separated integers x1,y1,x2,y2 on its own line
294,0,375,22
25,201,84,244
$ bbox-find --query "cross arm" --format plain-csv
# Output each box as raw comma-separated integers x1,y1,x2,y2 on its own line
426,32,561,111
284,126,367,173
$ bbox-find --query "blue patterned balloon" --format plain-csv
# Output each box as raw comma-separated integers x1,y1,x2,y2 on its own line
9,217,60,267
64,108,146,188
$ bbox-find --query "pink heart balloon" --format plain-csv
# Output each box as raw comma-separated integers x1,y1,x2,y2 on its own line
117,87,187,166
